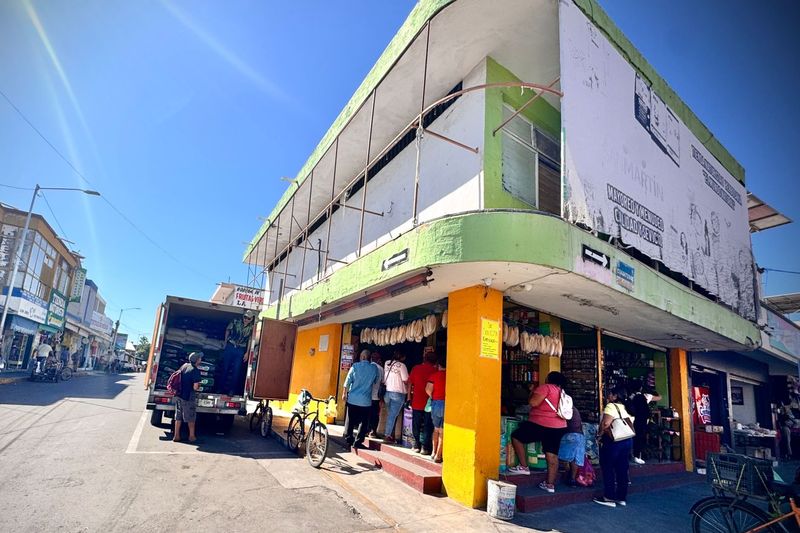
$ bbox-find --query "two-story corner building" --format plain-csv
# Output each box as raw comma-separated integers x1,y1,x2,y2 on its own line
243,0,777,506
0,203,80,370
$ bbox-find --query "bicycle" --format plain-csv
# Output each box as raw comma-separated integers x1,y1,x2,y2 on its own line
285,390,336,468
691,453,800,533
249,398,273,439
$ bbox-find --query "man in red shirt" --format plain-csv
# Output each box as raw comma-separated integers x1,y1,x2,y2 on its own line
407,351,436,454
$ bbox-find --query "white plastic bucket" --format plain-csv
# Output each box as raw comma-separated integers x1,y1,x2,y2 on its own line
487,479,516,520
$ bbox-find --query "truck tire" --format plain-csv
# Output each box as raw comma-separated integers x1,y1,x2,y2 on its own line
150,409,164,427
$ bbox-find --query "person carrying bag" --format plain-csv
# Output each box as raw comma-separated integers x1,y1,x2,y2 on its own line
594,385,635,508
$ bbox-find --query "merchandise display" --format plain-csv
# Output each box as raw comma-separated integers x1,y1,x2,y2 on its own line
155,315,229,394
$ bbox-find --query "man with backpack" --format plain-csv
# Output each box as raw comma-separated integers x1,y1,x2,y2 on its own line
171,352,203,443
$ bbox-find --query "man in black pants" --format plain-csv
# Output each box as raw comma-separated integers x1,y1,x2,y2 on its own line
342,350,380,449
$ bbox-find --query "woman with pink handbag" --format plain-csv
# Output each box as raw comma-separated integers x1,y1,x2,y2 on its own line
594,385,635,508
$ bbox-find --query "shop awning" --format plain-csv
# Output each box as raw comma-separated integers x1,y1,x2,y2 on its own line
763,293,800,315
7,315,38,336
747,192,792,233
38,323,61,334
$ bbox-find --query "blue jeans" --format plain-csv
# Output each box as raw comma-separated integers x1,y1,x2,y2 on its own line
600,437,632,501
383,392,405,438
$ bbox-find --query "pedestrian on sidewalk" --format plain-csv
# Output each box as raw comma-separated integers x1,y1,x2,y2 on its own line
368,352,383,438
557,407,585,487
382,350,408,444
594,385,635,508
408,351,436,454
626,379,661,465
507,371,568,494
174,352,203,443
425,355,446,463
342,349,380,449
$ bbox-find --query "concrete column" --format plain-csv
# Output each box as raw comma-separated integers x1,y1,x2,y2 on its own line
442,285,502,507
669,348,693,471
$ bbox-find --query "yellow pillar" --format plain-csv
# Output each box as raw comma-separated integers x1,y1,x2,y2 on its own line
669,348,693,472
442,286,502,508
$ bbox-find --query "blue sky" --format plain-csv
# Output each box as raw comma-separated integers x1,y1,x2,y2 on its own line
0,1,797,340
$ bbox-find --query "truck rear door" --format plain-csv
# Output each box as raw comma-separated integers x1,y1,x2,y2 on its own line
250,317,297,400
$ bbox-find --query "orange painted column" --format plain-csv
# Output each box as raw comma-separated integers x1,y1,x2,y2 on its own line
669,348,693,471
442,285,503,508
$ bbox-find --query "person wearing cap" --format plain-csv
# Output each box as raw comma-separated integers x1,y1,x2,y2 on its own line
175,352,203,442
221,311,255,395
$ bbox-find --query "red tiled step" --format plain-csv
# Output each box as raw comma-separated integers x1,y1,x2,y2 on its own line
365,438,443,475
515,472,700,513
500,461,684,488
354,446,443,494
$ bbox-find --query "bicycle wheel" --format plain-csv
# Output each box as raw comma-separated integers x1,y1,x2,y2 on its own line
692,498,780,533
60,367,73,382
260,406,273,439
249,403,263,433
306,420,329,468
286,413,304,452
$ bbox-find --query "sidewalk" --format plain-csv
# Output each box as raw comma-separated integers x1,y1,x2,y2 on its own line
0,368,103,385
260,407,709,532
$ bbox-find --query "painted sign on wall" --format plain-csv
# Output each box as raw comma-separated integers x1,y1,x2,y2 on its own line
0,287,48,324
559,1,756,320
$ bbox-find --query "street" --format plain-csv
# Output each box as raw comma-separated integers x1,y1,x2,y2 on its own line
0,372,715,533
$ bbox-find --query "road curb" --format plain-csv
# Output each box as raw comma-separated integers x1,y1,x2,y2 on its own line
0,370,96,385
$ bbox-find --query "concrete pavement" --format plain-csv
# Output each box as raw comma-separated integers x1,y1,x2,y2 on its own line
0,372,717,532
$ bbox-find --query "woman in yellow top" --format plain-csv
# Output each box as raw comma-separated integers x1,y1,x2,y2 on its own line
594,385,635,508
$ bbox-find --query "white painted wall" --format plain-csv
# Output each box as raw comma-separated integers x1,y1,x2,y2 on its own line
270,59,487,305
731,380,757,426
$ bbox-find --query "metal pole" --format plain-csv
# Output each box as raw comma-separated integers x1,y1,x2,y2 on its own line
357,92,377,257
323,138,339,277
0,185,39,370
411,25,431,226
275,278,284,320
299,171,314,290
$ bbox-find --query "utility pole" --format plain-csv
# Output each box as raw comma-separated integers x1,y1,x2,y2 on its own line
0,185,99,370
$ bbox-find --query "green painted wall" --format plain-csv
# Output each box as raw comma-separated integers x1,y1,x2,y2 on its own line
267,211,758,348
483,57,561,210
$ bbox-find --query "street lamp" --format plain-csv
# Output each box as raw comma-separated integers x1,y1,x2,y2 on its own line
110,307,140,366
0,184,100,369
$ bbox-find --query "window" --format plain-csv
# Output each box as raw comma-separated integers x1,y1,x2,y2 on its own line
500,105,561,215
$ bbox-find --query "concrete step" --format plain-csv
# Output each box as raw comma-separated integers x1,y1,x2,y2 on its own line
365,438,443,475
354,446,443,494
514,472,700,513
500,461,684,488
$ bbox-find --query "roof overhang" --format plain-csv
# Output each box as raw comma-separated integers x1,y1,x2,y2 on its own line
764,293,800,315
747,192,792,232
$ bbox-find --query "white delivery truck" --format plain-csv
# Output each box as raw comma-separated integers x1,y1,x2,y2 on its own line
144,295,296,434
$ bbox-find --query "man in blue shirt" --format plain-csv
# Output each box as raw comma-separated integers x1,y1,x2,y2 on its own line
342,349,380,449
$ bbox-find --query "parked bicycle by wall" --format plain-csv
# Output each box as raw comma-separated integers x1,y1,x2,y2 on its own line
286,389,336,468
691,452,800,532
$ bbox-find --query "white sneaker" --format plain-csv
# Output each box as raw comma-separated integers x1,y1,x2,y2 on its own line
633,457,645,465
507,466,530,476
593,498,617,508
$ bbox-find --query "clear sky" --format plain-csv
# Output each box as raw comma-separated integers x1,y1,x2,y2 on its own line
0,0,797,340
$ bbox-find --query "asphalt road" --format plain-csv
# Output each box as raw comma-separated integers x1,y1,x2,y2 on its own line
0,373,372,533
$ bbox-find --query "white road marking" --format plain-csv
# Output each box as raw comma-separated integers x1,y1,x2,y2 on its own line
125,409,148,454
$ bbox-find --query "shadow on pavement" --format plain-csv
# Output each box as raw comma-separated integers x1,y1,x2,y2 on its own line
0,372,138,407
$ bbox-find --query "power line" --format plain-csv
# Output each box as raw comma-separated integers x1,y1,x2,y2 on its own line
763,268,800,276
0,183,35,191
0,87,215,283
39,191,69,242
